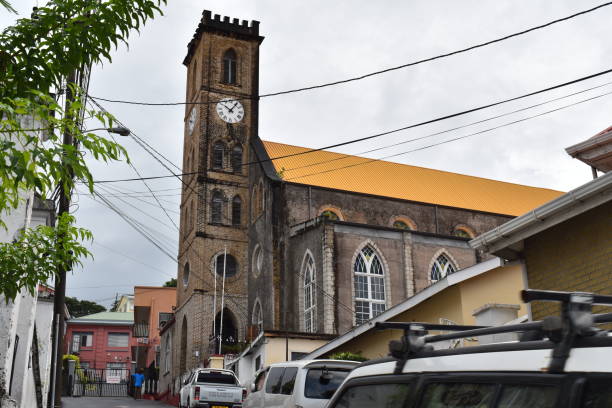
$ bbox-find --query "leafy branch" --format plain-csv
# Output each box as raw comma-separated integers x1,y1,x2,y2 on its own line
0,0,166,299
0,213,92,302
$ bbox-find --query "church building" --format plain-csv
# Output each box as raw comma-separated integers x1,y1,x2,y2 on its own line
163,9,562,392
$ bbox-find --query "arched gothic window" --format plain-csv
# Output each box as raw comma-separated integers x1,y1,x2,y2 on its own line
354,245,386,325
212,141,225,170
211,191,224,224
223,49,237,84
252,301,263,333
183,263,190,287
231,145,243,174
431,254,457,282
232,196,242,226
215,253,238,278
303,254,316,333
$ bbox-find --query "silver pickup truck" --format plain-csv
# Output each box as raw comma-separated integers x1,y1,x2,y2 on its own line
179,368,245,408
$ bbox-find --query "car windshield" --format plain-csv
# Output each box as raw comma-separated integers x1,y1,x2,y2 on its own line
196,371,237,385
304,368,351,399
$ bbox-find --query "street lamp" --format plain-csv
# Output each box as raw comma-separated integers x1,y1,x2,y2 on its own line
84,126,131,136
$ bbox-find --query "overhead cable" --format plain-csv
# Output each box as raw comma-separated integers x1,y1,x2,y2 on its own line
89,68,612,184
88,2,612,106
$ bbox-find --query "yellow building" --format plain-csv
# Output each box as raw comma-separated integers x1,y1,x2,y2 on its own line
304,258,526,360
471,172,612,321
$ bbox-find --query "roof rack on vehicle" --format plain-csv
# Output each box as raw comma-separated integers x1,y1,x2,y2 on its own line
378,289,612,374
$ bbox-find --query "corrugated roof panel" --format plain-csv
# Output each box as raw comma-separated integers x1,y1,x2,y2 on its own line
262,140,563,216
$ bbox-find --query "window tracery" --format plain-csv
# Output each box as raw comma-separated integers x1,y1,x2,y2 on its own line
354,245,386,325
431,254,457,282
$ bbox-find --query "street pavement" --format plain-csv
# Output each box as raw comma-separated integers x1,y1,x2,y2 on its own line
63,397,170,407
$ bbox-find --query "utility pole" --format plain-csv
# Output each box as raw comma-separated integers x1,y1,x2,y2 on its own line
50,70,76,408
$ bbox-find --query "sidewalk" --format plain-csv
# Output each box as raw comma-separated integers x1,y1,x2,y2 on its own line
63,397,169,407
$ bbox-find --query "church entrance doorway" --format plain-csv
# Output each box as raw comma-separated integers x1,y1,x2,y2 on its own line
210,308,238,355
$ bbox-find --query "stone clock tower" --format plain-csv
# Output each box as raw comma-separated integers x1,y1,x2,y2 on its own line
175,10,263,372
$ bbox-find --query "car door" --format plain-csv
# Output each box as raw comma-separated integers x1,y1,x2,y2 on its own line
244,369,268,408
263,367,287,408
411,373,567,408
180,372,193,406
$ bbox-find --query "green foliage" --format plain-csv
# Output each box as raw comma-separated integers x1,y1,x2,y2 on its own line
328,351,368,362
163,278,177,287
0,213,92,302
1,0,166,99
0,0,16,14
0,0,166,300
65,295,106,318
0,90,127,226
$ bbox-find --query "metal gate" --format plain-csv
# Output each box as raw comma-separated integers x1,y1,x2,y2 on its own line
72,368,130,397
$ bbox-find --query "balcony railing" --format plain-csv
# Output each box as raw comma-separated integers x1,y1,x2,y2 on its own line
133,322,149,338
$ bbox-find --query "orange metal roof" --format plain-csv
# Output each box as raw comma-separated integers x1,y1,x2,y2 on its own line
262,140,563,216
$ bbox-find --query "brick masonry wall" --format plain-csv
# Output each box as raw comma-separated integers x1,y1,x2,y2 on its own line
283,184,512,236
525,201,612,320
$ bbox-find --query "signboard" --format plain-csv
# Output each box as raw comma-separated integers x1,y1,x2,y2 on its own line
106,374,121,384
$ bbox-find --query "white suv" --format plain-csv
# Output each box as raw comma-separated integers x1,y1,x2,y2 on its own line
178,368,245,408
326,290,612,408
243,360,359,408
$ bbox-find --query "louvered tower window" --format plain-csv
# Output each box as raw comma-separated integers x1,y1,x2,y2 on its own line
223,49,237,84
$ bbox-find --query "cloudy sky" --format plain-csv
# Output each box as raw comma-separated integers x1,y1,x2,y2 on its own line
2,0,612,308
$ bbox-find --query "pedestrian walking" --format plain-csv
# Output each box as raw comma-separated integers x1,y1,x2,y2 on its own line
131,369,145,400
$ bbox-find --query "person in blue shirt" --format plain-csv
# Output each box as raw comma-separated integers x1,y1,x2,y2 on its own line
131,369,145,399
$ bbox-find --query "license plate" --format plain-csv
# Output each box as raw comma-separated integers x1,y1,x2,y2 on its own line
211,406,228,408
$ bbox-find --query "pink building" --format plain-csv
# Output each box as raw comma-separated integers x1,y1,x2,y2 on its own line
133,286,176,371
65,312,134,371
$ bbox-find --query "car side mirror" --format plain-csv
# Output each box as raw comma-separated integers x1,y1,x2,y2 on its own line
250,383,257,392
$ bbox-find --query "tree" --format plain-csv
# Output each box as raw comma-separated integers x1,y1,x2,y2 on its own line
163,278,177,287
0,0,166,301
0,1,16,14
65,296,106,318
328,351,368,362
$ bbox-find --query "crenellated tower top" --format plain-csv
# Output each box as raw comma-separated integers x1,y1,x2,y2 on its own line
183,9,263,66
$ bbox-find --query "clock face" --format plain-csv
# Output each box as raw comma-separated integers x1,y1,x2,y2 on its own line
187,108,197,134
216,98,244,124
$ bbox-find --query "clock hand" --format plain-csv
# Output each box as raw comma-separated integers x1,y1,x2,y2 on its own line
228,101,239,113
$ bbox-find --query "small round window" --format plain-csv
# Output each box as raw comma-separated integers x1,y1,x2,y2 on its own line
253,245,263,277
183,263,190,287
216,254,238,278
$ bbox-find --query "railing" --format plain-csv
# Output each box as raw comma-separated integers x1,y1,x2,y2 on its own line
133,322,149,338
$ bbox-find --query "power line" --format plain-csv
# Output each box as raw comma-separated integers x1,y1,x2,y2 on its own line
92,241,175,278
87,98,180,231
287,89,612,181
92,185,179,230
282,80,612,175
88,67,612,184
89,191,178,261
88,1,612,106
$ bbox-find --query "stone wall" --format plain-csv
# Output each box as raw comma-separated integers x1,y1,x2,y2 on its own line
283,183,512,236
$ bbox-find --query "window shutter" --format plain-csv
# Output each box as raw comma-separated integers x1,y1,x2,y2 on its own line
107,333,129,347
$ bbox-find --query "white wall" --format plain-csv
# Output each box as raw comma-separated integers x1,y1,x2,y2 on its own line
34,299,54,408
12,291,37,406
0,191,32,406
